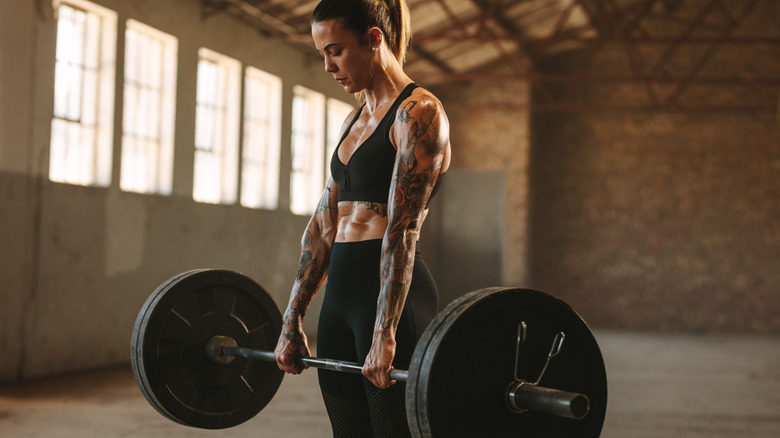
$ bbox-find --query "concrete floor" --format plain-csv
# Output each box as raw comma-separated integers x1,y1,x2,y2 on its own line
1,331,779,438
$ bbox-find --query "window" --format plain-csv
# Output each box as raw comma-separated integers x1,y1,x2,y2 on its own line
290,86,326,215
326,98,355,182
241,67,282,210
121,19,178,195
193,48,241,204
50,0,117,186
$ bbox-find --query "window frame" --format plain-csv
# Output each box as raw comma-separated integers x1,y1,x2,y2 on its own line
120,19,178,195
240,66,283,210
326,98,355,184
192,47,242,205
289,85,326,216
49,0,117,187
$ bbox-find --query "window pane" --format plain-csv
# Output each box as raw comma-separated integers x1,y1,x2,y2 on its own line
326,98,355,181
120,19,177,195
193,48,241,204
241,67,281,210
290,86,325,215
49,1,116,187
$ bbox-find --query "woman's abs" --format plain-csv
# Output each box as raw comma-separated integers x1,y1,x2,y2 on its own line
335,201,389,242
335,200,430,242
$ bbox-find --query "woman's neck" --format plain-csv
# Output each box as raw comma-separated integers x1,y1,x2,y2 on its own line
363,50,412,113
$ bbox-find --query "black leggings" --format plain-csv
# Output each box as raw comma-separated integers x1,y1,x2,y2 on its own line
317,240,439,438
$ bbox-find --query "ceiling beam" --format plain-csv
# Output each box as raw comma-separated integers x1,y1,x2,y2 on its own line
410,46,457,75
202,0,300,37
663,0,760,105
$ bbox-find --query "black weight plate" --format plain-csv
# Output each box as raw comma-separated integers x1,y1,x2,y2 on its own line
131,269,284,429
411,288,607,438
131,269,194,423
406,288,506,438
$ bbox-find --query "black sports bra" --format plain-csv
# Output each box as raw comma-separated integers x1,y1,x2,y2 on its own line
330,83,445,205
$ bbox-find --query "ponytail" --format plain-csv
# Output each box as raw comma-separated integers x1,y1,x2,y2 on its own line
387,0,411,65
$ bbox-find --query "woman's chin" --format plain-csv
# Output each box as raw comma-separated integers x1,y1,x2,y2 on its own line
340,81,365,95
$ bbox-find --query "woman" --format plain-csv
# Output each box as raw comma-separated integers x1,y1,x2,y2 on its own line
274,0,451,436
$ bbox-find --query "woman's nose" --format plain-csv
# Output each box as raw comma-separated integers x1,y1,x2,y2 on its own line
324,58,337,73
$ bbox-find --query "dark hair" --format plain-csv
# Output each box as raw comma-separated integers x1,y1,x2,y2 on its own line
312,0,411,65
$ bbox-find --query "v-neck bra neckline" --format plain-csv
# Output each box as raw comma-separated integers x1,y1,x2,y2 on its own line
334,83,417,168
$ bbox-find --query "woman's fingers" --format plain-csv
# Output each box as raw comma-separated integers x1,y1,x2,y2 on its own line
277,351,303,374
274,331,310,374
362,337,397,389
362,362,393,389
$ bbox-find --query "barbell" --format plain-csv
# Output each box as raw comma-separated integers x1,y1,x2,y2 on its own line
131,269,608,437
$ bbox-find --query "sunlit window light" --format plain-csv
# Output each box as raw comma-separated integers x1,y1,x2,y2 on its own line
120,19,178,195
193,48,241,205
241,67,282,210
326,98,355,184
290,85,325,216
50,0,116,187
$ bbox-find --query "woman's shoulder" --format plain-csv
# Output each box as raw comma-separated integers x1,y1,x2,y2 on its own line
395,84,448,122
407,85,444,108
391,83,450,149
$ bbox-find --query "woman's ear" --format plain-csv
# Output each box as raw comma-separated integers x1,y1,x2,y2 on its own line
368,27,384,50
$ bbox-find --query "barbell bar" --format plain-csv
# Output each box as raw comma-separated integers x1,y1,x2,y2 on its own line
131,268,608,436
205,335,410,381
204,334,590,420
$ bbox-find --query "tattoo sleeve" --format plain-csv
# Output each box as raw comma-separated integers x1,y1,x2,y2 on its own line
375,97,448,333
281,179,339,341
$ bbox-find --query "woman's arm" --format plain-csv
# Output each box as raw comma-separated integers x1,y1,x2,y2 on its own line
275,178,339,374
362,93,450,388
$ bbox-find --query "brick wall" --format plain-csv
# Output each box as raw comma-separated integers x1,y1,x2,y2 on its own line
530,108,780,333
527,43,780,334
436,81,531,287
435,0,780,333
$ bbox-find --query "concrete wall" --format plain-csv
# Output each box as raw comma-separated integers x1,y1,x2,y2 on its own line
0,0,350,380
0,0,509,382
420,169,507,307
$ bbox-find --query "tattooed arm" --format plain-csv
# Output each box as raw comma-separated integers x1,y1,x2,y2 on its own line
362,93,450,389
275,178,339,374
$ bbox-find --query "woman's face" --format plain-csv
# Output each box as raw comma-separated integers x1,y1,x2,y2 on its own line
312,19,374,94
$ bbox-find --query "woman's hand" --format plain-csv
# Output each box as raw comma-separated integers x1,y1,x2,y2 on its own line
362,330,397,389
274,323,311,374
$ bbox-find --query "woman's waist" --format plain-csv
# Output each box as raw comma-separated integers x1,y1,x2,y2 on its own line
327,239,383,288
329,238,423,262
327,238,425,288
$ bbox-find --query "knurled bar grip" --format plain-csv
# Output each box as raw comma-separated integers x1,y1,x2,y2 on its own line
224,346,409,382
220,343,589,419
